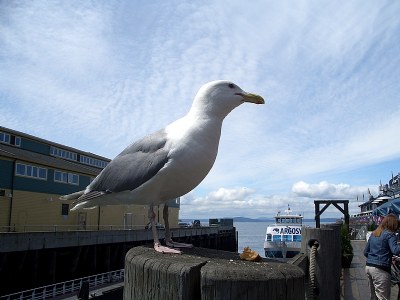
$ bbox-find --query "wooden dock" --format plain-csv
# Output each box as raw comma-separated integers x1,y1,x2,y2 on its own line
341,240,399,300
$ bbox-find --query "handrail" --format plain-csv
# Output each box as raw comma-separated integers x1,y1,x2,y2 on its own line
0,224,216,233
0,224,146,232
0,269,124,300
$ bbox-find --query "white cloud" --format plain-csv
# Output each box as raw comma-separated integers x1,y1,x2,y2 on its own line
1,1,400,219
180,180,377,219
181,186,307,219
292,181,375,199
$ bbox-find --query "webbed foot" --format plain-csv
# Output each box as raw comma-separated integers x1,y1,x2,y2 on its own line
154,242,182,254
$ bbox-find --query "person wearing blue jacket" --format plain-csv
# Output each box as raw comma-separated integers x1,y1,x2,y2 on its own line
364,214,400,300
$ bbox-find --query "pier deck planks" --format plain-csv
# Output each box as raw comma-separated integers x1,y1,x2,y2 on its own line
341,240,399,300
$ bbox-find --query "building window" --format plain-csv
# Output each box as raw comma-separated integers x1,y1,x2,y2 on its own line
50,146,77,161
61,204,69,216
68,173,79,185
0,132,11,144
15,163,47,180
80,155,108,168
54,170,79,185
0,132,21,147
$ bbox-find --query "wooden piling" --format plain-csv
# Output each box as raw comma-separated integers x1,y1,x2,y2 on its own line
124,246,305,300
201,259,304,299
301,227,341,300
321,223,342,293
124,246,206,300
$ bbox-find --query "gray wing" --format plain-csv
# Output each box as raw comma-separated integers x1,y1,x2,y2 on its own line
87,129,169,194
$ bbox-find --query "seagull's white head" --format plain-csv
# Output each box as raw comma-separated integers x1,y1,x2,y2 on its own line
189,80,265,119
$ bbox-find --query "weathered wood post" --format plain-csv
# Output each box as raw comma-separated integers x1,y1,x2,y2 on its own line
301,227,341,300
201,259,304,300
321,223,342,292
124,246,305,300
124,247,206,300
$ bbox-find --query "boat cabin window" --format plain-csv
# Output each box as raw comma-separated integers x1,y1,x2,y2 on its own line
293,235,301,242
282,218,294,223
266,234,272,242
276,217,303,224
283,235,292,241
273,235,281,242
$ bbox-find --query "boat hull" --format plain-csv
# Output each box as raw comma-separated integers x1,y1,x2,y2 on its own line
263,241,301,259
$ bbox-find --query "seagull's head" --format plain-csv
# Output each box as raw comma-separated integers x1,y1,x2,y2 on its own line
190,80,265,119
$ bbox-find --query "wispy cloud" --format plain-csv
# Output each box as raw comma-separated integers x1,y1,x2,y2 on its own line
1,1,399,218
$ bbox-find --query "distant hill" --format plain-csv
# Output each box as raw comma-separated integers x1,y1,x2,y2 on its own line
233,217,270,222
181,217,340,223
232,217,339,223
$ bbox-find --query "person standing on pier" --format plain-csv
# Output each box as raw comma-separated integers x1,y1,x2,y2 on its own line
364,214,400,300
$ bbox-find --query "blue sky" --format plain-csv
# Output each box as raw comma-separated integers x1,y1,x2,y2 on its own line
1,1,399,219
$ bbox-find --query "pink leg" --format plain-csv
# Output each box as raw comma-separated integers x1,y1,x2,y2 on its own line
148,204,181,254
164,204,193,249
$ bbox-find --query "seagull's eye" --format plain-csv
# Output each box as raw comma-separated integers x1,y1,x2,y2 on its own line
228,83,235,89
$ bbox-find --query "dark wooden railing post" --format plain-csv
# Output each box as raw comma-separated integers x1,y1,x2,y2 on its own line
124,246,305,300
302,227,341,300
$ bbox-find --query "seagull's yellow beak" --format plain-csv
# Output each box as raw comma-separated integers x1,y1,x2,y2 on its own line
238,92,265,104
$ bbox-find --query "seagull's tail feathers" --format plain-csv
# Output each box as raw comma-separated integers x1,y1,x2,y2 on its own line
60,191,99,210
65,190,131,211
69,191,106,211
59,190,85,201
70,201,98,211
69,191,130,211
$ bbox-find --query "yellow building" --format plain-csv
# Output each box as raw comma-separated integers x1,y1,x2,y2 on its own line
0,126,180,232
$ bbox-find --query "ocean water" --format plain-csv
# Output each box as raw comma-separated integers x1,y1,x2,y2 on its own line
235,221,317,257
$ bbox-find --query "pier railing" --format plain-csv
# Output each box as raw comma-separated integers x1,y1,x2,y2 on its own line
0,269,124,300
0,224,146,232
0,224,214,233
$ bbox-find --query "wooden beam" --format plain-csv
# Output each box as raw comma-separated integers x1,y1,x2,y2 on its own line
314,200,350,228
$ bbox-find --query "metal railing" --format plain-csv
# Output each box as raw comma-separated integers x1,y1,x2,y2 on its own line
0,269,124,300
0,223,215,233
0,224,146,233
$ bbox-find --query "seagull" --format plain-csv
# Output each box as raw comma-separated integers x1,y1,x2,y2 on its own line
60,80,264,254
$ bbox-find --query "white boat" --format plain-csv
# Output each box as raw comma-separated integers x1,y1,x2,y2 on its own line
263,206,303,260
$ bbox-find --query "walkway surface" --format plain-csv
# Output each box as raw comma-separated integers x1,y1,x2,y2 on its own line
341,240,399,300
